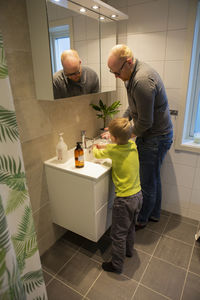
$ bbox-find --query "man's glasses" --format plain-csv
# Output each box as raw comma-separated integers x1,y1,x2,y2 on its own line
109,60,127,76
64,67,81,77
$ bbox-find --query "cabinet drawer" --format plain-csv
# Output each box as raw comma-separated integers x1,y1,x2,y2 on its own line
96,202,112,241
94,173,115,212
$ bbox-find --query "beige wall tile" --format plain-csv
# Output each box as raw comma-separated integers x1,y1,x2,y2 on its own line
33,202,54,241
21,133,56,213
0,0,31,52
5,51,36,99
14,97,53,143
25,163,50,214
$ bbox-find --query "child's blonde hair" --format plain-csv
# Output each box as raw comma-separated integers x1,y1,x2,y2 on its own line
108,118,132,144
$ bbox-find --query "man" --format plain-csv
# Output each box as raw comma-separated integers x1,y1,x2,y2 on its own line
107,44,173,228
53,49,99,99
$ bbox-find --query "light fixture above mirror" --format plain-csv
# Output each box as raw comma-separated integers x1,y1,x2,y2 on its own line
48,0,128,21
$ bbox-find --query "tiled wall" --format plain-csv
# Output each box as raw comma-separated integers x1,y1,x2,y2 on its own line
0,0,109,255
105,0,200,220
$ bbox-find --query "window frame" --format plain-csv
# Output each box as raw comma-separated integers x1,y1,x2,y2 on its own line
175,0,200,153
48,18,74,74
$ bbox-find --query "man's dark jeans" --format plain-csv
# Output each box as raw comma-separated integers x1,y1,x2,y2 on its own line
136,131,173,224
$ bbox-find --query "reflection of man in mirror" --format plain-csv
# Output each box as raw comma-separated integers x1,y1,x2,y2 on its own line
53,49,99,99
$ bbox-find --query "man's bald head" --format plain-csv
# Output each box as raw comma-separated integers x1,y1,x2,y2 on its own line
107,44,135,81
61,49,82,81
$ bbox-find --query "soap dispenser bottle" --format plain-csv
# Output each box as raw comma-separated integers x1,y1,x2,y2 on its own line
74,142,84,168
56,133,68,163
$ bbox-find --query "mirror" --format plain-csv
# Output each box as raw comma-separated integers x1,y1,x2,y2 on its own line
26,0,117,100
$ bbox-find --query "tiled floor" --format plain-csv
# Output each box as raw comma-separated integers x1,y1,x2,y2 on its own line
41,211,200,300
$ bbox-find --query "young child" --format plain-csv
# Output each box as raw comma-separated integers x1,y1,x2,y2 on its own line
92,118,143,274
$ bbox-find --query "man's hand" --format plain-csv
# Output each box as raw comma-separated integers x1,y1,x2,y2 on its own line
101,128,111,140
131,132,136,138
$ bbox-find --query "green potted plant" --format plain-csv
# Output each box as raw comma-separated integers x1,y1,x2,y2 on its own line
90,99,121,129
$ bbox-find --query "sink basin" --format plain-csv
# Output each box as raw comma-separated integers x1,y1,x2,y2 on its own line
84,138,112,166
84,147,112,167
44,155,111,181
44,138,112,180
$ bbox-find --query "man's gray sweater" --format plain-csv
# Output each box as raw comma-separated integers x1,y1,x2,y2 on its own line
124,59,173,138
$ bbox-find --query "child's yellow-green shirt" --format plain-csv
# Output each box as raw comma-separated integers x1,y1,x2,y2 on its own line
93,140,141,197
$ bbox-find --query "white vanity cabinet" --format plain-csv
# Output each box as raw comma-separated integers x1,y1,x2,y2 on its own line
44,157,115,242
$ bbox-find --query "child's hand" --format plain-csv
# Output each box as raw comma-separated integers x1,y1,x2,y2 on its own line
92,144,106,149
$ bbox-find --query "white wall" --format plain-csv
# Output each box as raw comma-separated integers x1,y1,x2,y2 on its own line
107,0,200,220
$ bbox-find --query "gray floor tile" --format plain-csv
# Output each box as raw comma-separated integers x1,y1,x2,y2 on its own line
133,284,169,300
170,213,199,226
147,215,169,234
41,238,77,275
42,269,53,286
161,210,171,217
189,246,200,276
56,252,102,295
79,235,112,263
135,228,161,255
154,236,192,269
182,272,200,300
86,271,137,300
141,257,186,300
47,278,83,300
163,219,197,245
123,249,151,281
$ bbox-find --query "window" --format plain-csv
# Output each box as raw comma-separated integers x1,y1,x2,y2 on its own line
194,92,200,133
182,2,200,143
49,25,71,73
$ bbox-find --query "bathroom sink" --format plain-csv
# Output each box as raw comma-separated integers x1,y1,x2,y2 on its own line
83,138,112,166
44,150,112,181
84,147,112,168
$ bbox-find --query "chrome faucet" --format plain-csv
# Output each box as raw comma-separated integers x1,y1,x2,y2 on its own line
81,130,94,149
81,130,86,148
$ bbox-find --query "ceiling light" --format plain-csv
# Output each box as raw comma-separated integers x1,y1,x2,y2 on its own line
92,5,99,10
54,0,60,2
111,14,117,18
99,16,105,20
80,7,86,13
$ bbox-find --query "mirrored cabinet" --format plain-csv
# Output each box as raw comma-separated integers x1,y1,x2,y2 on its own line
26,0,128,101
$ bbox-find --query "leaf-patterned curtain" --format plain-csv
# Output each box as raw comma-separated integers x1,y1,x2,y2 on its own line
0,31,47,299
